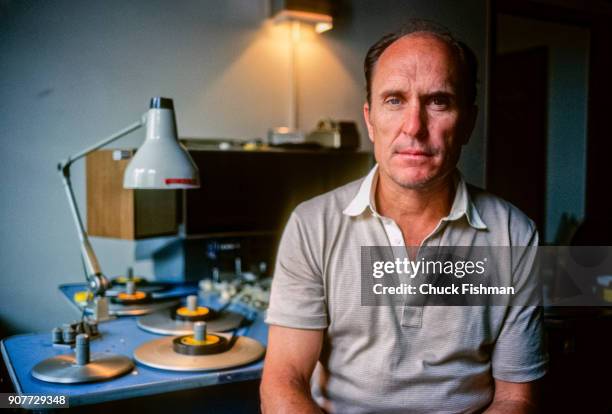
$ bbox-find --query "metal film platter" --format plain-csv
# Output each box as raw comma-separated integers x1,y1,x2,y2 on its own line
133,326,265,372
31,334,133,384
137,295,244,334
74,280,180,317
107,280,179,316
32,354,134,383
137,309,244,334
109,271,172,295
108,298,179,316
107,282,170,295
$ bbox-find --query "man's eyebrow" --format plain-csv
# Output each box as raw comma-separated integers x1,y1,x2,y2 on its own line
423,90,456,99
377,89,457,99
377,89,407,98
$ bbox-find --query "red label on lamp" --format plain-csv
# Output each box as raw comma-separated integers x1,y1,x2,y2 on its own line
165,178,197,185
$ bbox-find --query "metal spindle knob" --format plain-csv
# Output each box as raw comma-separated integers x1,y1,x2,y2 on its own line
212,268,220,283
126,280,136,295
75,334,90,366
52,327,63,344
186,295,198,312
193,322,207,342
62,325,76,344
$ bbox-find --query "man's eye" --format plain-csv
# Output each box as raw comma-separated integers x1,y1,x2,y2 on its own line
385,97,402,105
430,95,450,107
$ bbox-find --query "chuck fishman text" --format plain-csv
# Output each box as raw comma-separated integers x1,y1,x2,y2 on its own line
372,283,516,296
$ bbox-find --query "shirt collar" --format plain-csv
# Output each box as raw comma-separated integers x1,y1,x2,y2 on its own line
342,164,487,230
342,164,379,216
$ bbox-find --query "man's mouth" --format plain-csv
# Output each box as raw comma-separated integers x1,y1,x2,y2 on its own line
394,149,433,159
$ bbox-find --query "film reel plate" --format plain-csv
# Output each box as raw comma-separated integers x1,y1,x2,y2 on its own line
31,354,134,384
133,333,265,371
138,308,244,334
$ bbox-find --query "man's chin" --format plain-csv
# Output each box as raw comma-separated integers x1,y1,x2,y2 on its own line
389,173,436,190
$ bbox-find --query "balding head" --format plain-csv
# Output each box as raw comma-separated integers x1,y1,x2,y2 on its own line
364,20,478,108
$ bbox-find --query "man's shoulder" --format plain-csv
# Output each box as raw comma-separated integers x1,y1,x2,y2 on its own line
466,183,537,244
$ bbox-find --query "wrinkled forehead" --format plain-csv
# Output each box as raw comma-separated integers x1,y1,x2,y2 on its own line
372,33,460,92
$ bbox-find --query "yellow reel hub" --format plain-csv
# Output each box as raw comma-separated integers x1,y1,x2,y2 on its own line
176,306,210,317
74,291,93,304
180,335,221,346
115,276,144,284
117,291,147,301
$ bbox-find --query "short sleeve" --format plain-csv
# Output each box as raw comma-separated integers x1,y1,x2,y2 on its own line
265,211,328,329
491,226,548,382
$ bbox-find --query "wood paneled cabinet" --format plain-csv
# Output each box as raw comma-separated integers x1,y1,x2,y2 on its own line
86,149,178,239
86,146,372,240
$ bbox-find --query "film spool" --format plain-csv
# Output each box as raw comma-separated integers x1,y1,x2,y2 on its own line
112,276,146,285
174,306,214,322
137,306,244,335
111,281,152,305
172,322,229,355
108,277,170,295
111,291,152,305
73,291,93,305
172,295,212,322
112,267,146,286
133,333,265,372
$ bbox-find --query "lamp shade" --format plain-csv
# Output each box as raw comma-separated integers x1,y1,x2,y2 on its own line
123,97,200,189
270,0,333,33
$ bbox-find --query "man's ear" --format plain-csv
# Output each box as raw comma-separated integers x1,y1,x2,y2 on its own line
460,104,478,145
363,102,375,144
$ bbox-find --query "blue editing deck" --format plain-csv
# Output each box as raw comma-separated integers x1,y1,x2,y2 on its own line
1,287,268,406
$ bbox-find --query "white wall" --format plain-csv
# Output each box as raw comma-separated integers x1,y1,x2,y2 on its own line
0,0,487,333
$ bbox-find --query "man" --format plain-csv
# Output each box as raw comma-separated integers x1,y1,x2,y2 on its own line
261,20,547,413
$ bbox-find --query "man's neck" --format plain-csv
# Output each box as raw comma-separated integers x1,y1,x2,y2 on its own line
375,170,456,246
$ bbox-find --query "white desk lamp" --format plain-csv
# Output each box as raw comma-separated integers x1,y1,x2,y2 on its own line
58,97,199,311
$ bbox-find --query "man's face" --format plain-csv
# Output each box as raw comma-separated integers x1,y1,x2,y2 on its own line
364,34,476,190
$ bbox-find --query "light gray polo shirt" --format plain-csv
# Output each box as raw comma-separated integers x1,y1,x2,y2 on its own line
266,165,548,414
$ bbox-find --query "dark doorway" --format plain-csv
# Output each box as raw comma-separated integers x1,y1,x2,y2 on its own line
487,47,548,233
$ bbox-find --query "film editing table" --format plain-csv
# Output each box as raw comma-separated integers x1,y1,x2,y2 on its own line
1,282,268,408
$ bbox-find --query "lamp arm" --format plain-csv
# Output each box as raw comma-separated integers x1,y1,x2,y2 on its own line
62,116,146,166
57,115,146,296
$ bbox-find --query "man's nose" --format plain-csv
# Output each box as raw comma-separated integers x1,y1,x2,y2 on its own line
402,103,427,139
